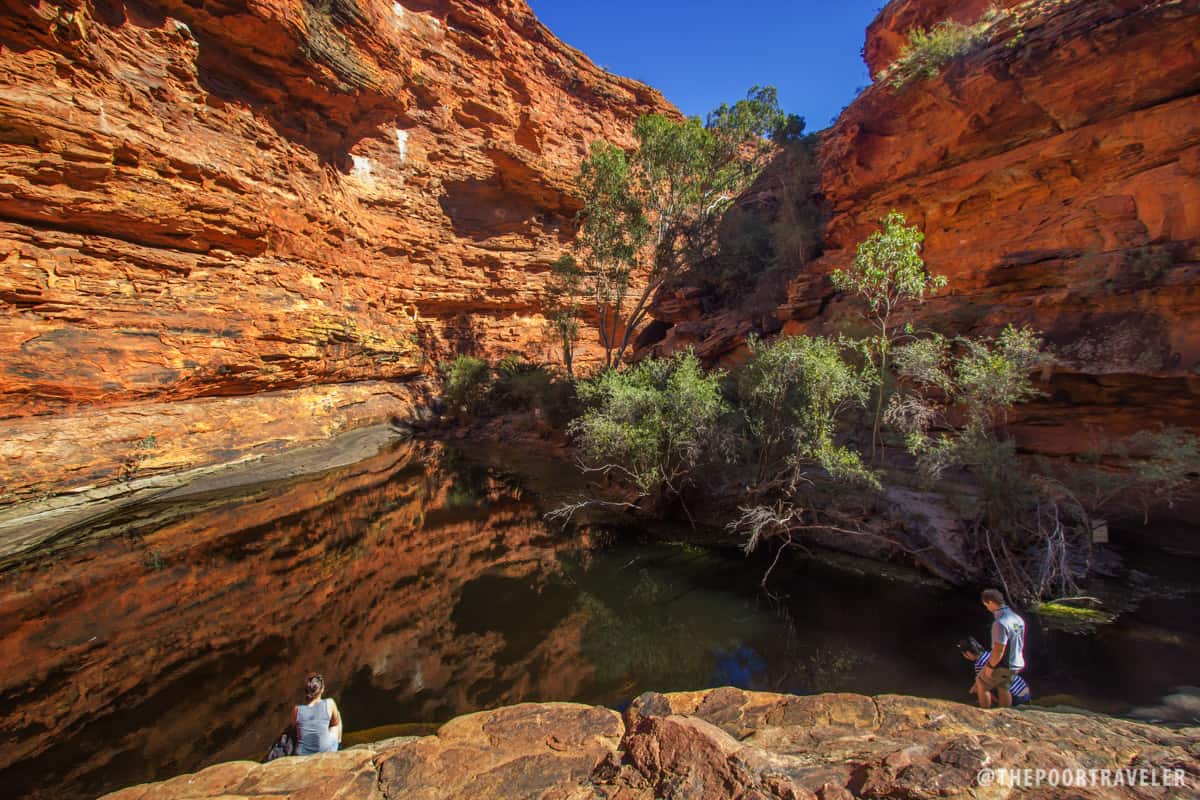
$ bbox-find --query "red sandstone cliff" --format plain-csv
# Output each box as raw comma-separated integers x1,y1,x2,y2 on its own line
651,0,1200,458
0,0,672,501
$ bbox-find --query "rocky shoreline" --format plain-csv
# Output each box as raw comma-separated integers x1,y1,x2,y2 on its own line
102,688,1200,800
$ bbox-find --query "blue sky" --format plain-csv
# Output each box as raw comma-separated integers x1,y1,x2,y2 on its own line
526,0,885,132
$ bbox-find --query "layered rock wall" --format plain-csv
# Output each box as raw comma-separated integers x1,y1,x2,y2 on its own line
0,0,671,501
791,0,1200,455
650,0,1200,459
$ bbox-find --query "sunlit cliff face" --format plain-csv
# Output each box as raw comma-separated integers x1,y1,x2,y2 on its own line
649,0,1200,461
0,0,675,500
0,440,595,799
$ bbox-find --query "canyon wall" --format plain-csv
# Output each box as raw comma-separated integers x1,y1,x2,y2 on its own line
0,0,672,501
654,0,1200,459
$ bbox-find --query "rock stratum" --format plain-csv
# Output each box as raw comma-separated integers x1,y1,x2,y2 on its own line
4,0,1200,509
653,0,1200,458
102,687,1200,800
0,0,672,502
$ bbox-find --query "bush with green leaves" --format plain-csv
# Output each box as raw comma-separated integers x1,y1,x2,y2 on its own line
831,210,947,461
880,20,987,88
886,325,1049,480
438,355,491,419
735,334,875,490
570,351,728,498
491,357,578,428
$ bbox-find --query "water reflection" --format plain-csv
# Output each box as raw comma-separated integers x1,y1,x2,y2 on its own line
0,441,803,799
0,438,1197,799
0,440,582,798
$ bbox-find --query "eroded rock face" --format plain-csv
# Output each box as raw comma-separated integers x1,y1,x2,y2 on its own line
101,687,1200,799
662,0,1200,459
0,0,672,500
794,0,1200,457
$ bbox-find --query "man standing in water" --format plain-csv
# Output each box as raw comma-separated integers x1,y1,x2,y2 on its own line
977,588,1026,708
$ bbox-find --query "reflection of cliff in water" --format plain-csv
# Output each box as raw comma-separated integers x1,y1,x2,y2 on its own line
0,441,595,800
7,436,1199,799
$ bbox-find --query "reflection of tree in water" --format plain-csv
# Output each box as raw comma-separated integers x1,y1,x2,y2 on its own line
437,447,525,510
574,565,874,700
734,600,875,695
572,559,781,698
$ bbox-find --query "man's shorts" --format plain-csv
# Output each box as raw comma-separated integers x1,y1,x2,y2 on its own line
978,666,1015,691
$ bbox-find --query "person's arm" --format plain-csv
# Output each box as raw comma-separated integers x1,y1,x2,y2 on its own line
985,641,1006,669
328,699,343,741
982,622,1009,674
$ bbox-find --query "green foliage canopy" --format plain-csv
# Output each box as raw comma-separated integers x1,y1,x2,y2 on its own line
887,325,1050,479
574,87,798,368
571,351,728,498
736,334,876,488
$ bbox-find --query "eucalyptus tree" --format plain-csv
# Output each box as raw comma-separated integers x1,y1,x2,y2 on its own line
574,87,799,368
830,211,947,461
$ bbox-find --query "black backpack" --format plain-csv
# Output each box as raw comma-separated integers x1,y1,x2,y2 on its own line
262,726,299,762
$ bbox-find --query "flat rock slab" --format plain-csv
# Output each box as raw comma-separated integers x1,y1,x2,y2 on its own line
102,691,1200,800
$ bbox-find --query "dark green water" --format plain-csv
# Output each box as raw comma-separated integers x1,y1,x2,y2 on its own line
0,438,1196,799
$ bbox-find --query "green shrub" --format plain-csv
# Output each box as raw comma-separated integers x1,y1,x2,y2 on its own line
881,20,987,88
735,335,875,489
439,355,491,418
887,325,1049,480
491,357,579,428
571,351,728,498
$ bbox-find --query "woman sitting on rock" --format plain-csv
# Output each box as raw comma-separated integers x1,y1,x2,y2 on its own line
293,673,343,754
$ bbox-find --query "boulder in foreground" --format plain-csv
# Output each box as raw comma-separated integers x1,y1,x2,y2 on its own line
103,689,1200,799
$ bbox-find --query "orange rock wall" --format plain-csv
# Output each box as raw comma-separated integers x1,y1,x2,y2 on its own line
0,0,672,499
862,0,1026,77
782,0,1200,454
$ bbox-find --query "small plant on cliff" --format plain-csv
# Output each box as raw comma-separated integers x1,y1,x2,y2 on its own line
119,434,158,481
572,87,801,368
831,211,947,462
566,351,729,506
880,20,988,88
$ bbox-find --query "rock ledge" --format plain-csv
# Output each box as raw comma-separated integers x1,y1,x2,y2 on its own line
103,689,1200,799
